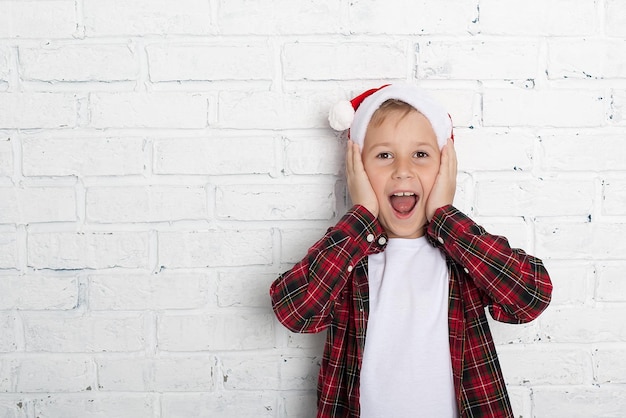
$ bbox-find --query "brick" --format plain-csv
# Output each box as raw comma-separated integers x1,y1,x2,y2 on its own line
153,136,275,175
483,89,606,128
284,135,343,175
283,393,317,418
22,136,145,177
611,89,626,125
0,313,18,352
86,185,208,223
0,275,78,310
279,356,319,391
533,386,626,418
0,47,9,81
456,129,535,172
27,232,150,270
596,262,626,302
24,314,145,352
548,39,626,79
539,306,626,343
161,392,274,418
218,90,337,129
348,0,477,35
536,222,626,260
0,186,76,224
283,42,406,81
603,179,626,215
89,92,208,129
606,0,626,37
89,273,208,310
488,317,541,345
19,44,137,82
539,132,626,171
428,89,477,128
84,0,211,36
594,346,626,383
158,313,274,351
216,271,275,308
0,137,12,177
0,93,77,129
97,356,215,391
219,354,280,390
506,387,531,418
0,398,27,418
148,44,273,82
33,394,155,418
280,228,328,264
498,346,590,385
419,40,539,80
218,0,341,35
216,184,336,221
158,229,272,268
0,1,76,38
479,0,596,36
0,232,18,269
8,357,93,392
474,178,594,217
542,260,592,305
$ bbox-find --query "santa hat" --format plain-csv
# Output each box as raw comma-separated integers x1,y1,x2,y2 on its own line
328,84,453,149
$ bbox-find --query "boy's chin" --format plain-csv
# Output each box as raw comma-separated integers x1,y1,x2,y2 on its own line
380,214,427,239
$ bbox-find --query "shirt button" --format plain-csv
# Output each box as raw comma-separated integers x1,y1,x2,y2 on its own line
366,233,375,243
378,236,387,246
347,265,353,273
437,236,444,244
463,267,470,274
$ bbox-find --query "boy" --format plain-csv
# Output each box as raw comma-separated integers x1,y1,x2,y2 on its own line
270,84,552,418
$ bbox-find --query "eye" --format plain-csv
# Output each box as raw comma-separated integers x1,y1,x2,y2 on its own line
376,152,393,159
414,151,429,158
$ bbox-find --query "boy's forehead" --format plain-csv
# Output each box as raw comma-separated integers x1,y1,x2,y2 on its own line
363,111,438,149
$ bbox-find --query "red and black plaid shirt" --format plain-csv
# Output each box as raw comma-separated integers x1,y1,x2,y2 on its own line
270,205,552,418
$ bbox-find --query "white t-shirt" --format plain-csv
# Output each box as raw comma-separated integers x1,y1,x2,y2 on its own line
360,237,457,418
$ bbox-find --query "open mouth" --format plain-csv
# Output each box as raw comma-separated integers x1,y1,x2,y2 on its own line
389,192,418,215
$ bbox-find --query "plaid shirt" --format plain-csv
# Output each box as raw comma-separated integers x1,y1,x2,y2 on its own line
270,205,552,418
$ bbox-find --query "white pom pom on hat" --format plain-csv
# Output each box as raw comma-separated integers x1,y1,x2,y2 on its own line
328,83,453,150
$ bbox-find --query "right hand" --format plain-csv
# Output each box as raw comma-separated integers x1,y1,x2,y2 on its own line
346,140,378,217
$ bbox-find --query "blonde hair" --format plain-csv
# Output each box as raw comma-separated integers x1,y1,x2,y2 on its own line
368,99,418,128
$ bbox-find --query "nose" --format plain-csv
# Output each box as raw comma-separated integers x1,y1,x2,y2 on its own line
392,156,413,179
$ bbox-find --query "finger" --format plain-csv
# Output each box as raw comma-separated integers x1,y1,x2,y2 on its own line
346,140,355,176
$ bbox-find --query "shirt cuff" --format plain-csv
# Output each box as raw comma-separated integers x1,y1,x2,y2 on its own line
335,205,388,255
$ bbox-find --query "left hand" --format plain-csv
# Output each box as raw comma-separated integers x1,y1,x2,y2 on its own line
426,138,457,221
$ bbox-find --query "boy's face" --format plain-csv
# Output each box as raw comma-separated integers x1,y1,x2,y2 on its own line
361,109,440,239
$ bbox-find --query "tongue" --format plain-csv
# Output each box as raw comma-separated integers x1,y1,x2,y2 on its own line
390,195,417,214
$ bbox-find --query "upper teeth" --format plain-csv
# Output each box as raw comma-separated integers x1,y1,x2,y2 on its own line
393,192,415,196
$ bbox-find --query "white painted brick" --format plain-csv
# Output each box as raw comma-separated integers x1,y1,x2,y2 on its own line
4,357,93,392
0,187,76,224
542,260,593,306
348,0,477,35
0,275,78,310
27,232,150,270
33,394,155,418
419,40,540,80
536,222,626,260
148,44,273,82
288,330,326,350
153,136,275,175
506,387,531,418
24,314,145,352
284,135,343,175
283,43,406,81
0,47,9,81
84,0,211,36
475,178,594,217
0,137,12,177
489,318,541,345
479,0,597,36
158,229,272,268
0,232,18,269
0,398,27,418
539,133,626,171
282,393,317,418
0,1,76,38
22,136,145,177
217,0,342,35
606,0,626,37
280,228,328,264
97,356,215,391
429,89,477,128
86,185,207,223
161,392,274,418
483,89,606,128
220,354,280,390
0,313,18,352
89,273,208,310
498,346,590,385
603,179,626,215
534,386,626,418
279,356,319,391
19,44,137,82
456,129,535,172
596,262,626,303
218,90,336,129
548,39,626,79
0,93,77,129
216,184,336,221
611,89,626,125
540,306,626,343
217,271,275,308
594,346,626,384
158,313,274,351
89,92,208,129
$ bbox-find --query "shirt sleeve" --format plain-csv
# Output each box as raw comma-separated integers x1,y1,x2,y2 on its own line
270,205,387,333
427,205,553,324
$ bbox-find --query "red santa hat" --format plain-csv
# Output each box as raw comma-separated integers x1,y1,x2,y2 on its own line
328,84,453,149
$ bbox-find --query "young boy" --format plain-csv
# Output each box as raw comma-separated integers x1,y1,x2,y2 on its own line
270,84,552,418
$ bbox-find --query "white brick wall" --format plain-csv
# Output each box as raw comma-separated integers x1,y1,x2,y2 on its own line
1,1,625,417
